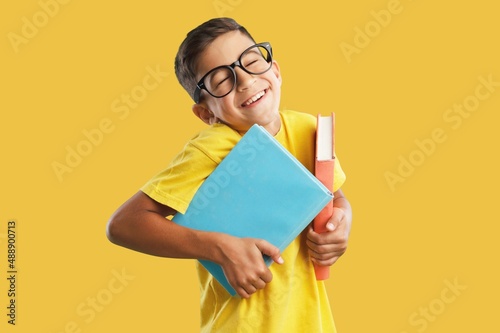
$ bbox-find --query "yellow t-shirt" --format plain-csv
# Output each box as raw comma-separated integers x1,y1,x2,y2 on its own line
141,110,346,332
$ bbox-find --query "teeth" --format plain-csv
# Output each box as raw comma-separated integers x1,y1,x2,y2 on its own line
244,90,265,106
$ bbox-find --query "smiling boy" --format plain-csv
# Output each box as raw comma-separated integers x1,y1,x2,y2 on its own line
107,17,352,332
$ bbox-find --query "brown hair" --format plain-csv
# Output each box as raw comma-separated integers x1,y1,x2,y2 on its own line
174,17,256,101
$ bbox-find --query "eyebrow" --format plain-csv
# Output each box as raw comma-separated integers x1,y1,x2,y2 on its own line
197,44,256,78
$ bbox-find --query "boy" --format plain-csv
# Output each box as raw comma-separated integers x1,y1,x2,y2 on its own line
107,17,352,332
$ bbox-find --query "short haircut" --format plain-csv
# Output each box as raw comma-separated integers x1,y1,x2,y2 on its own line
174,17,256,102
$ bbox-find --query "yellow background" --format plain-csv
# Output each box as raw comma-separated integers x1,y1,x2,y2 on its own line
1,0,499,332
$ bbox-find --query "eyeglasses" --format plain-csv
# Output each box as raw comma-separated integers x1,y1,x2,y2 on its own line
193,42,273,103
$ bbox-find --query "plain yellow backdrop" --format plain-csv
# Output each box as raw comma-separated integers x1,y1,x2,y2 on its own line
1,0,499,332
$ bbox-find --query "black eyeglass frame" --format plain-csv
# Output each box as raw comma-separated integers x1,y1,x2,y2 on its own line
193,42,273,103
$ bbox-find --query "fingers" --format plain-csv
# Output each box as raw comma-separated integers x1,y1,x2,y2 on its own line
307,224,348,267
255,239,284,264
328,206,346,230
307,243,344,265
307,228,348,254
326,221,336,231
224,238,281,299
234,265,273,299
309,252,341,267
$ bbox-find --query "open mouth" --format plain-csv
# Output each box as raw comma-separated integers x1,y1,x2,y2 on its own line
242,90,267,107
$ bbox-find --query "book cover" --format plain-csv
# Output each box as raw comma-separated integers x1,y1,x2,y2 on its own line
313,113,336,280
172,124,333,295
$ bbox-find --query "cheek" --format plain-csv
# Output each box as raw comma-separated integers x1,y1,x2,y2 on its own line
270,63,282,86
207,98,233,118
267,72,282,89
275,77,282,88
269,76,282,94
206,98,222,113
272,68,282,85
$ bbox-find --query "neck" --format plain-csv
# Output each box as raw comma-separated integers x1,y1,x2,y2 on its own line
238,113,282,137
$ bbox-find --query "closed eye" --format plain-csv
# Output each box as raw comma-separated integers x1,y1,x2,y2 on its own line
216,76,230,87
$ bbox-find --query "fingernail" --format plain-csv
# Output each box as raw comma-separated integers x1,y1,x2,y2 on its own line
277,256,284,264
327,223,335,231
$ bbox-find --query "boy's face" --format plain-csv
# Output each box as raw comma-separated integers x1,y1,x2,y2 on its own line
192,31,282,135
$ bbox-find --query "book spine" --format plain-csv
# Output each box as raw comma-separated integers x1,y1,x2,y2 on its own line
313,159,334,280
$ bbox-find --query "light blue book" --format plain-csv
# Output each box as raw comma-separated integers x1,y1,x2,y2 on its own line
172,124,333,296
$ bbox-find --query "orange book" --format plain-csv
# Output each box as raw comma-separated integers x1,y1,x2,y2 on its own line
313,113,335,280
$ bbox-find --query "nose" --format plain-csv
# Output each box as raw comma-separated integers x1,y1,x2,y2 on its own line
235,66,256,92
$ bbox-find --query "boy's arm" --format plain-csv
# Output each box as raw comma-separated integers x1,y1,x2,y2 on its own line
306,188,352,266
106,191,283,298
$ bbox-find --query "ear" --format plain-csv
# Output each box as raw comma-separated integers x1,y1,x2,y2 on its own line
271,60,282,86
192,104,217,125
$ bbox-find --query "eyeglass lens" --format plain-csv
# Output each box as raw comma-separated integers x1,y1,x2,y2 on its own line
204,45,271,98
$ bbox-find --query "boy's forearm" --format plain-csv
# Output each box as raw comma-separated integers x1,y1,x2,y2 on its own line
106,196,224,263
112,216,214,260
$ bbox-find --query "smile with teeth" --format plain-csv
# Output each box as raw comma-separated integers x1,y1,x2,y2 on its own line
242,90,266,106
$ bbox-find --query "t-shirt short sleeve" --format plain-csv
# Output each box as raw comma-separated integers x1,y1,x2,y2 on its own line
140,124,241,214
333,157,346,192
140,142,217,214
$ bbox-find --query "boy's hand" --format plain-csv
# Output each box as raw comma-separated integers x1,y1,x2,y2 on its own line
216,235,284,299
306,206,350,267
